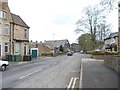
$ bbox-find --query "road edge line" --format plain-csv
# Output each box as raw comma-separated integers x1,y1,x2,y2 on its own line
79,58,83,88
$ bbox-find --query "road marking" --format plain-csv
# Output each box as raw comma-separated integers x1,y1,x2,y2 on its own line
71,78,77,89
67,77,74,89
67,77,78,90
80,59,83,88
19,68,42,80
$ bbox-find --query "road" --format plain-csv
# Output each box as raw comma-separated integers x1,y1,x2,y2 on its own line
1,53,89,88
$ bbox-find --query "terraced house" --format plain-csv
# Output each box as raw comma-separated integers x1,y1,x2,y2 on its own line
0,0,30,59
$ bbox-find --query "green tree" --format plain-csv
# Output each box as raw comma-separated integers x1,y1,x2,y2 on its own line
78,33,94,51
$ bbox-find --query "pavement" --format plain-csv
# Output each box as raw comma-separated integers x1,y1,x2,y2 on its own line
79,58,119,89
8,57,51,67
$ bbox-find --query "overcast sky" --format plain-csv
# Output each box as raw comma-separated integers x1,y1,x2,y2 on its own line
8,0,118,44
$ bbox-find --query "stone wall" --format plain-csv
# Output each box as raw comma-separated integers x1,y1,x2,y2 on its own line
92,55,120,74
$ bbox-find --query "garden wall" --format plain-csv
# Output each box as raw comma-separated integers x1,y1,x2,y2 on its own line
92,55,120,74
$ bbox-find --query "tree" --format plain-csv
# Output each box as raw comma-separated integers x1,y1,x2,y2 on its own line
75,0,117,49
78,33,94,51
100,0,118,11
76,5,107,49
97,21,112,41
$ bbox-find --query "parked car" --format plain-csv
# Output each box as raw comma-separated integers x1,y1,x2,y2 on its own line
67,51,73,56
94,49,101,51
0,60,9,71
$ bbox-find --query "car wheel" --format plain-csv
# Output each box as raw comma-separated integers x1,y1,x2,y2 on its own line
1,65,6,71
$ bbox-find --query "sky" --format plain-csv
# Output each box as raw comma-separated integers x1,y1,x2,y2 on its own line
8,0,118,44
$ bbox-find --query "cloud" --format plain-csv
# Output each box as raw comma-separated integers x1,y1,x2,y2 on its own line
51,15,76,25
8,0,117,43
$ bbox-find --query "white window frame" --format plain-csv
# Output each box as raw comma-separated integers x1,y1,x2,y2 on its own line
15,43,20,54
3,11,7,19
5,43,9,53
0,11,7,19
4,24,9,35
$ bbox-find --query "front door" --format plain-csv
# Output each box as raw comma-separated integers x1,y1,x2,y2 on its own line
24,45,27,55
32,50,37,57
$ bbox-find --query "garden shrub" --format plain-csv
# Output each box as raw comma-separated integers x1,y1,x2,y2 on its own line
92,51,119,55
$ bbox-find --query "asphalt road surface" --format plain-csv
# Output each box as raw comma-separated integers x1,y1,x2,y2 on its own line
1,53,89,88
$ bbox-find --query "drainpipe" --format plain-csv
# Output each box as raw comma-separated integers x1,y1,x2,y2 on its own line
10,22,12,54
10,22,14,55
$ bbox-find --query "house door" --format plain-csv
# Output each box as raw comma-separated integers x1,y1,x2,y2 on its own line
32,50,37,57
24,45,27,55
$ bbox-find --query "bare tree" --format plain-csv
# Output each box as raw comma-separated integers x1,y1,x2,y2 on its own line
97,21,112,41
75,0,118,49
75,5,106,48
100,0,118,11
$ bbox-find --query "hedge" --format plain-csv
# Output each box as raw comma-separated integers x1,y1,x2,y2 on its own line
92,51,120,55
41,53,53,56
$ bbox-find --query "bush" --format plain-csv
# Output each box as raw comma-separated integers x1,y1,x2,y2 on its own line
92,51,119,55
41,52,53,56
92,51,104,55
57,52,64,55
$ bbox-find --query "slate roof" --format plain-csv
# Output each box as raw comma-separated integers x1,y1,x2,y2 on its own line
11,13,29,28
109,32,118,38
44,43,54,49
44,39,70,47
104,32,118,40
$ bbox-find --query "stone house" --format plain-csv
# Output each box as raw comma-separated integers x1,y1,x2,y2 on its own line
44,39,70,53
0,0,30,59
29,41,51,56
103,32,118,51
10,13,30,56
0,0,12,59
30,39,70,57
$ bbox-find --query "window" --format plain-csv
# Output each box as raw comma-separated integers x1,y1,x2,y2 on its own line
16,43,20,54
0,11,7,19
0,11,3,18
4,24,9,35
24,29,27,38
5,43,8,53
